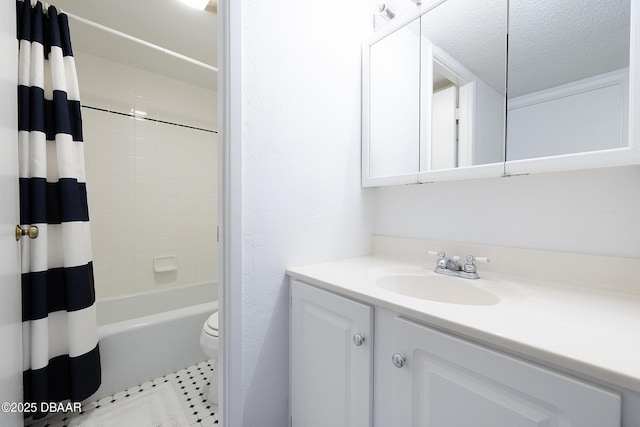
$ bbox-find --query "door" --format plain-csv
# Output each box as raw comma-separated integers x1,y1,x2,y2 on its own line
431,85,458,170
391,317,620,427
290,280,372,427
0,2,24,427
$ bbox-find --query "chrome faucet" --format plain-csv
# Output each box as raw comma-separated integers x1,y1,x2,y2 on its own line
428,251,489,280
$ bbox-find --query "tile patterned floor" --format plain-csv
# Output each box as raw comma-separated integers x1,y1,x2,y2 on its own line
29,360,218,427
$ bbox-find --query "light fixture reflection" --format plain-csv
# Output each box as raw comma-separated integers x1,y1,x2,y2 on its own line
130,108,148,120
180,0,209,10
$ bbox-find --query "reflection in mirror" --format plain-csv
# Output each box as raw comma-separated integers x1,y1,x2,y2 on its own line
507,0,631,161
368,18,421,178
431,65,459,170
420,0,507,172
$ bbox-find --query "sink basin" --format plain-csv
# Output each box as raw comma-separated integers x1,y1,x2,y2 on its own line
376,273,499,306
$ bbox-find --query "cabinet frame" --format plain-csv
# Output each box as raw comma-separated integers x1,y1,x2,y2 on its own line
362,0,640,186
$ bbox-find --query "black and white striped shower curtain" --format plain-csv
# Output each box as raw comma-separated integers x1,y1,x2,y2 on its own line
17,0,101,419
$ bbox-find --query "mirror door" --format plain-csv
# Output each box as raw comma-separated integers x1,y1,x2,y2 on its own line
418,0,507,181
363,18,421,187
505,0,639,174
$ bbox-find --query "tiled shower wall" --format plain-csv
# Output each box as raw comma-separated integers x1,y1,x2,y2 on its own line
74,51,218,299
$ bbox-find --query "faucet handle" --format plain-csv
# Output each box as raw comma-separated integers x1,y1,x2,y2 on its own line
428,250,446,259
464,255,489,274
428,251,448,270
467,255,489,263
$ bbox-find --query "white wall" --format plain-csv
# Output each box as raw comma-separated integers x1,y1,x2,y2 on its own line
74,52,218,299
374,165,640,258
507,69,628,161
473,78,505,165
236,0,374,424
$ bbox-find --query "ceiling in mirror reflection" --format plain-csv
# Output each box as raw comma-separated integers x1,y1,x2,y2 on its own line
508,0,630,97
420,0,507,95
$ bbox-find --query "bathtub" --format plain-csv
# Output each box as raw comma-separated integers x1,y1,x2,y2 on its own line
90,282,218,402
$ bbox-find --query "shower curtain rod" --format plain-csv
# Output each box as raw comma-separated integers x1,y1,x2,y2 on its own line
62,11,218,73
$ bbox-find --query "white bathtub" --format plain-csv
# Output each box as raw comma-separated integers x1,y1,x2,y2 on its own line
90,282,218,402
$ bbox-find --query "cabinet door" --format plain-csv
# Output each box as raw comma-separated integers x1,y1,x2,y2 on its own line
391,317,620,427
290,281,373,427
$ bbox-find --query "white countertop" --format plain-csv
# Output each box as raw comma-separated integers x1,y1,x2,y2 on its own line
287,254,640,393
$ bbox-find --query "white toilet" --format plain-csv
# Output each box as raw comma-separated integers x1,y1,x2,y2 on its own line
200,311,219,404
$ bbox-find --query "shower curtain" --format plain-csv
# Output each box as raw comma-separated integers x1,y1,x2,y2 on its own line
17,0,101,419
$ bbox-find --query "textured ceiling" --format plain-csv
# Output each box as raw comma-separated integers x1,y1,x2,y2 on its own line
418,0,630,97
421,0,508,95
52,0,217,91
509,0,630,97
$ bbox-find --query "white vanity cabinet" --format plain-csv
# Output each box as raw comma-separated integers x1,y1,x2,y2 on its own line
290,280,622,427
387,316,621,426
289,280,373,427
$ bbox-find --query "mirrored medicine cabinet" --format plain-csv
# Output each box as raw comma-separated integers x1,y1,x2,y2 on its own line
362,0,640,187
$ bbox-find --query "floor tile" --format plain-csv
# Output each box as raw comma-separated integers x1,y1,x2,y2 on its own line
29,359,218,427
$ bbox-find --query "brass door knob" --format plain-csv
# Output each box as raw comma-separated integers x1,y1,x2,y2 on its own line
16,225,39,241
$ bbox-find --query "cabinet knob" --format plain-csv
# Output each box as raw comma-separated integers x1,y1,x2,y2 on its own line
353,334,365,346
392,353,406,368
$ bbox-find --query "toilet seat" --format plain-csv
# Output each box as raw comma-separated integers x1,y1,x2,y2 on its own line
203,311,219,337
